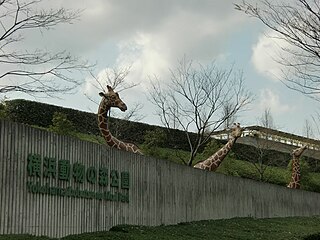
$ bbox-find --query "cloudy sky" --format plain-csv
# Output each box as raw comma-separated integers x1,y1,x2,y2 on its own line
3,0,320,137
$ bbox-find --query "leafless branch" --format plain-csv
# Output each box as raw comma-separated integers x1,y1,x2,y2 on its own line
86,66,144,124
0,0,92,97
148,58,253,166
235,0,320,101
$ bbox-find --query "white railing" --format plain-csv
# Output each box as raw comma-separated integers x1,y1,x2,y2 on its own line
212,129,320,151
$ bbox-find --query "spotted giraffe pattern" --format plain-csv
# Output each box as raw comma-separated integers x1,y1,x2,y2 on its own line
98,85,143,155
287,145,307,189
193,123,243,171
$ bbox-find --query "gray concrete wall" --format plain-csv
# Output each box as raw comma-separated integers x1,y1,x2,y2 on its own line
1,120,320,238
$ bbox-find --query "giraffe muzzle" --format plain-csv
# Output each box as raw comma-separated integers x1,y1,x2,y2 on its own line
120,104,127,112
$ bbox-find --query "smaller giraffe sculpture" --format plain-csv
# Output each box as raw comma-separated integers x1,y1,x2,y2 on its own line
287,145,307,189
194,123,244,171
98,85,143,155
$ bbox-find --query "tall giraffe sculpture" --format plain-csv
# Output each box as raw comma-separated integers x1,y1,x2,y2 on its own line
287,145,307,189
98,85,143,155
194,123,244,171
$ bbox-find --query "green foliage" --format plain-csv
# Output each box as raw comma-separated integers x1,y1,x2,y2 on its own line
306,175,320,193
49,112,75,135
5,99,98,135
216,157,258,179
72,132,105,145
142,146,190,165
141,128,167,156
263,167,290,186
143,128,167,148
200,139,223,159
233,142,291,168
0,102,6,119
4,99,195,149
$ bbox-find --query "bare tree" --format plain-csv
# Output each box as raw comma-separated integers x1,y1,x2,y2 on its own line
302,119,314,138
243,133,276,181
149,58,253,166
259,108,275,129
222,102,238,130
235,0,320,101
87,66,140,94
244,108,276,180
311,113,320,139
0,0,91,97
242,108,280,180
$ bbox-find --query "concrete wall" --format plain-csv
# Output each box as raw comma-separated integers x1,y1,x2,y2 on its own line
1,120,320,238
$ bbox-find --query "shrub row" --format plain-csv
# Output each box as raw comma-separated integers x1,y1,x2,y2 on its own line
3,99,197,150
5,99,99,134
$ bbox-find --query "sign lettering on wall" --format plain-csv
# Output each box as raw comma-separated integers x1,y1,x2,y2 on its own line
26,153,130,203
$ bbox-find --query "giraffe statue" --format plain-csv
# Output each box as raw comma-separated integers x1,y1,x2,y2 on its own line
193,123,244,171
287,145,307,189
98,85,143,155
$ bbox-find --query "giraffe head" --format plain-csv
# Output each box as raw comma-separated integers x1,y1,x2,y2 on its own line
230,123,243,139
99,85,127,111
292,145,307,158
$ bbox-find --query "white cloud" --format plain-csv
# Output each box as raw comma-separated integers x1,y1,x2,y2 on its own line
0,0,256,106
103,6,248,90
257,88,294,114
115,33,171,88
251,32,289,81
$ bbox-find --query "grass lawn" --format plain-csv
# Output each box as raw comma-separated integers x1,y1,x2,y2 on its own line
1,217,320,240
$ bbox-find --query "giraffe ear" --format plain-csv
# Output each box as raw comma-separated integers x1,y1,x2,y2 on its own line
107,85,114,92
99,92,106,97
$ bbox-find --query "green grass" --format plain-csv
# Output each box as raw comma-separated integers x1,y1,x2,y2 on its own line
72,132,105,144
141,146,192,164
1,217,320,240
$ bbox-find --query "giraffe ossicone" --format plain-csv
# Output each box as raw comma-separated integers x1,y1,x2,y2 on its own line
193,123,244,171
97,85,143,155
287,145,307,189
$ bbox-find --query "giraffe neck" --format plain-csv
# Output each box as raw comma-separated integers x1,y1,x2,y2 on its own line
98,101,114,145
97,99,143,155
194,137,236,171
287,156,301,189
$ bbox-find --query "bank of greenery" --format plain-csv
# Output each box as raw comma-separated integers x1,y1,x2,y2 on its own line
1,99,196,150
1,99,320,192
0,217,320,240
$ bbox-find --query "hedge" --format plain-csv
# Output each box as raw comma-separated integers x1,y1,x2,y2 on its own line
3,99,197,150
